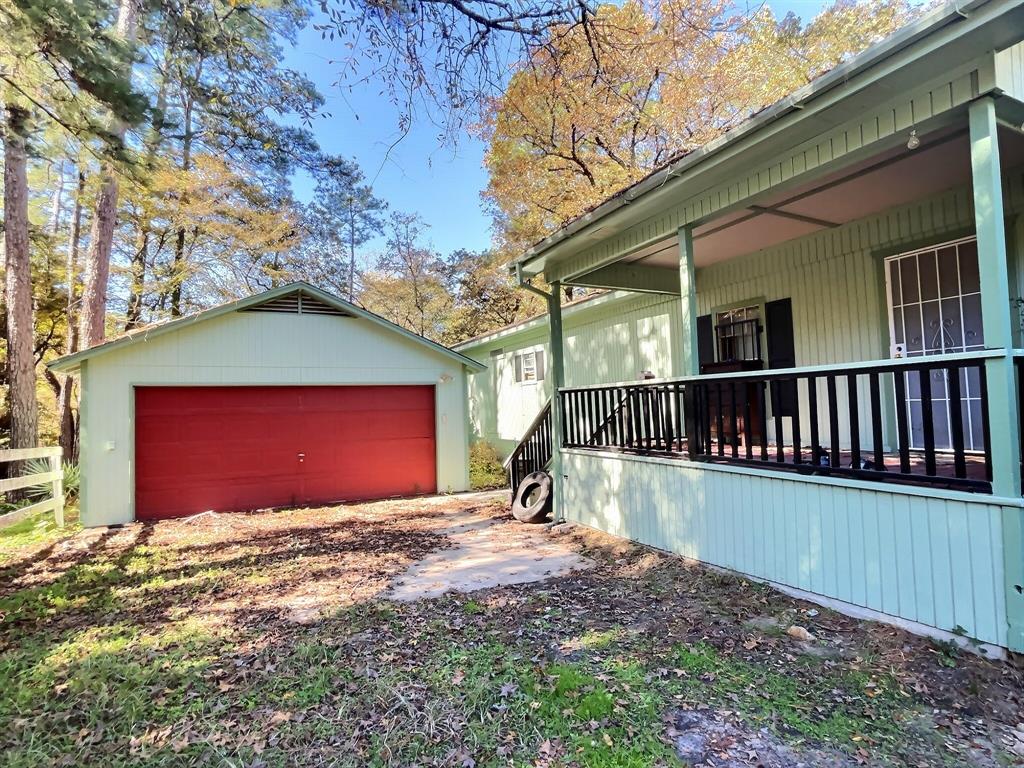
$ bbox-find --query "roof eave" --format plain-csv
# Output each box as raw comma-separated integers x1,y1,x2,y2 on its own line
511,0,1010,277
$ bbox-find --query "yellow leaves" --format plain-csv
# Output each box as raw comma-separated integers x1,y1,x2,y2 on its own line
128,152,299,256
482,0,915,256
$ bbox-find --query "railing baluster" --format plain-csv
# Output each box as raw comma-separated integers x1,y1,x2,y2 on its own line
947,366,967,479
610,387,618,448
584,390,594,446
565,393,573,448
847,374,860,469
564,392,573,447
650,387,662,451
826,375,840,468
920,369,937,477
894,370,911,474
743,382,753,460
662,387,673,453
757,381,768,461
790,376,802,465
770,380,784,462
578,391,586,448
623,386,631,449
701,383,712,457
980,365,993,482
729,381,740,459
869,372,884,470
683,384,697,459
715,382,725,457
645,388,655,452
674,383,684,452
601,388,610,448
808,376,820,466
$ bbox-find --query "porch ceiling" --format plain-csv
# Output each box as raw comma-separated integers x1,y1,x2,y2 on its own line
613,124,1024,275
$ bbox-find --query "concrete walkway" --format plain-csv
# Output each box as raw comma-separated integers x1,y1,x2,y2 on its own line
388,498,593,600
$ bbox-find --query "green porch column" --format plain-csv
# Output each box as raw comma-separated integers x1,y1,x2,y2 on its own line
969,96,1024,651
547,281,566,521
678,226,699,376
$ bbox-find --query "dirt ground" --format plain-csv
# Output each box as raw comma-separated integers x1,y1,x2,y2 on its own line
1,491,1022,767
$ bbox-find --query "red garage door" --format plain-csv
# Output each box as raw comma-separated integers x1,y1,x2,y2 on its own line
134,386,436,520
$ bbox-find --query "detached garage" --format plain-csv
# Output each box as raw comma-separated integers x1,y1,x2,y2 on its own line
49,283,484,526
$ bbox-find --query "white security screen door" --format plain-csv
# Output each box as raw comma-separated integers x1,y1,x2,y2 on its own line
885,237,984,451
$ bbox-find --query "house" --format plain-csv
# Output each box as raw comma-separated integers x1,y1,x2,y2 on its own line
48,283,483,526
460,0,1024,653
456,290,683,458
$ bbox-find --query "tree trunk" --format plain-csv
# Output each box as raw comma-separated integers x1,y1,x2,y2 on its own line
57,170,86,461
169,93,194,317
78,0,139,348
126,54,170,330
125,228,148,328
3,103,39,450
48,163,65,235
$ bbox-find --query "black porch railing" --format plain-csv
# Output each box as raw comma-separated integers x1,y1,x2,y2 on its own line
1016,355,1024,490
562,382,684,454
560,352,996,494
505,400,552,490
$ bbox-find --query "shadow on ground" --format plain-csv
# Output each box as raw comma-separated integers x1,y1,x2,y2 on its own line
0,491,1021,768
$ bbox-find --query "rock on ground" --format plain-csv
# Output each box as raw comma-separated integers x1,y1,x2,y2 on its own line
669,709,857,767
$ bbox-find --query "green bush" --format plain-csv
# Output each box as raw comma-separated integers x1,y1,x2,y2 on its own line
469,441,507,490
23,458,81,502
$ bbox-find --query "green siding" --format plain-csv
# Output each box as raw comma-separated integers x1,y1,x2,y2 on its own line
996,41,1024,100
469,166,1024,457
563,449,1011,647
79,310,471,527
464,293,681,456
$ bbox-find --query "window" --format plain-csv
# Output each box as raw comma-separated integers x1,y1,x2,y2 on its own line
513,350,545,383
714,304,762,362
885,236,984,451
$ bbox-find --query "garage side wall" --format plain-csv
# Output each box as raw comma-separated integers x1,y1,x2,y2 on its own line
79,310,469,527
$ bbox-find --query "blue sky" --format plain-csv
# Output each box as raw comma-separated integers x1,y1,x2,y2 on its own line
282,0,833,259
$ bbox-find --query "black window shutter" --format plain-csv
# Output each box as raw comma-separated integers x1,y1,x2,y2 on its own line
535,350,546,380
765,298,797,417
696,314,714,372
514,354,523,383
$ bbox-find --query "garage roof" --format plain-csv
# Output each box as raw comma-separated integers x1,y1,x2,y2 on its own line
48,282,486,374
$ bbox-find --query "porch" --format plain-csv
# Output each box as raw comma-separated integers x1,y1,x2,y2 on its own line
507,21,1024,651
556,351,1011,495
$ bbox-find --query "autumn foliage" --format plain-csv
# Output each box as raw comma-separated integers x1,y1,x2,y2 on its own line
480,0,915,257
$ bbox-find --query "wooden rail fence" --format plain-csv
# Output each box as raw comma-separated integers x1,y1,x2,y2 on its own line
0,447,64,529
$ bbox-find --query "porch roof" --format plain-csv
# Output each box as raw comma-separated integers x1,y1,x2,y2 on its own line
512,0,1024,282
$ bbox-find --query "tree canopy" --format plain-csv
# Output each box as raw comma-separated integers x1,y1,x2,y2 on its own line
0,0,923,457
480,0,914,256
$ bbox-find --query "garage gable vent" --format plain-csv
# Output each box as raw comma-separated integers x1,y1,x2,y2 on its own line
242,291,353,318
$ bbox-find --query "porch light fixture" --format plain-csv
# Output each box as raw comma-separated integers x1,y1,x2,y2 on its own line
906,129,920,150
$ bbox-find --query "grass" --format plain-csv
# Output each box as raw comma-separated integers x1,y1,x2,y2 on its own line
0,504,80,564
0,499,1017,767
668,642,906,746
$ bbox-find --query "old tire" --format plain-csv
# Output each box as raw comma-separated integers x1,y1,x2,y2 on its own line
512,471,553,524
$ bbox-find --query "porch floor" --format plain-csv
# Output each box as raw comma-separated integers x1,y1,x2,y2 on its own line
575,438,990,490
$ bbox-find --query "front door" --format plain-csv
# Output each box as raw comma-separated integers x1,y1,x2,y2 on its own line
884,236,985,451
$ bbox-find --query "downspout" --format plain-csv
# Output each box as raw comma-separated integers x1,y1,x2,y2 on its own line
516,264,566,522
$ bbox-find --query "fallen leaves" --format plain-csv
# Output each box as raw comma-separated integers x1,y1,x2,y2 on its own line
1,495,1021,768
